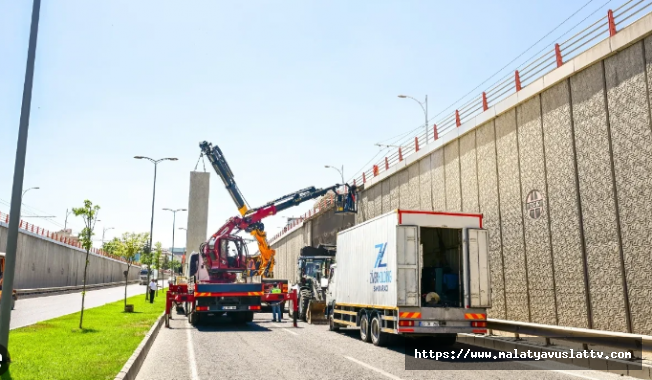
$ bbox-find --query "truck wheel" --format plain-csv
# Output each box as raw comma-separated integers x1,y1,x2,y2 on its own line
165,313,170,328
299,290,311,322
370,315,388,346
434,333,457,347
188,312,198,326
359,313,371,343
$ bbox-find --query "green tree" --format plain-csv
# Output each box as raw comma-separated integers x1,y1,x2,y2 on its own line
102,237,121,256
118,232,149,308
72,200,100,329
153,242,162,296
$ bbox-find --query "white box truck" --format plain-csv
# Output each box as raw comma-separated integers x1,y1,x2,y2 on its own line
326,209,491,346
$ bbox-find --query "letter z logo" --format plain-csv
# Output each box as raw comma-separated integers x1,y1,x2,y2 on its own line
374,243,388,268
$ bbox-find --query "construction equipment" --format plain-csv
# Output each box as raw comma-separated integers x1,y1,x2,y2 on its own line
165,141,357,327
0,252,17,310
296,245,335,324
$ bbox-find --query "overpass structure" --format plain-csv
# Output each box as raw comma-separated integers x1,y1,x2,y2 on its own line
269,4,652,337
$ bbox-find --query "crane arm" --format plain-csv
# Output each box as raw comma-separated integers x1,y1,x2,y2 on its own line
200,141,249,216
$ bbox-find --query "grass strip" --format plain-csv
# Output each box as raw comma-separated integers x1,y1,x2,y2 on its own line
2,289,167,380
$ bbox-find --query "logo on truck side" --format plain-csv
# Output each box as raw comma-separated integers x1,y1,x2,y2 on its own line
371,243,391,292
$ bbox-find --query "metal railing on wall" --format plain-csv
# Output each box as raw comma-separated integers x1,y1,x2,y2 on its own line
352,0,652,187
0,211,131,264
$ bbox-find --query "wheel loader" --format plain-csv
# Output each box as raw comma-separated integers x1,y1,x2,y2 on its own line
296,245,335,324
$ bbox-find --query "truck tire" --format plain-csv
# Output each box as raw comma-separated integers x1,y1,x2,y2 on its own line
370,314,388,346
299,289,311,322
188,312,198,326
359,313,371,343
434,333,457,347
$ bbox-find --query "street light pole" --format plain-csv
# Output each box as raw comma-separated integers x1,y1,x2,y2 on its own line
102,226,114,244
163,208,186,282
64,208,72,230
0,0,42,351
134,156,178,286
398,94,429,143
20,186,39,218
324,165,345,185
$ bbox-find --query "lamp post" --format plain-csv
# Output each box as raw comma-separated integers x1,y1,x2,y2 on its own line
102,226,114,245
0,0,43,350
398,94,428,143
20,186,39,218
134,156,178,278
163,208,186,281
324,165,344,188
64,208,72,230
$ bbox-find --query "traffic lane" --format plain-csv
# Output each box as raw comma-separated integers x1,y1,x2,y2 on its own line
137,311,631,380
300,321,636,380
11,283,149,329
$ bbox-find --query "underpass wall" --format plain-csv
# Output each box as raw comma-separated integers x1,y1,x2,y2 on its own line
355,23,652,335
0,223,140,289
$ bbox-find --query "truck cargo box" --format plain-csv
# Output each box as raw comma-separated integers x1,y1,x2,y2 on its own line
333,209,490,310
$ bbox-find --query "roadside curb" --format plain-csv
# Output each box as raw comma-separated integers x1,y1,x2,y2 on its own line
114,311,165,380
459,334,652,379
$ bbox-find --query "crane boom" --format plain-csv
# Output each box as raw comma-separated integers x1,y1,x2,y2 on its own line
199,140,356,278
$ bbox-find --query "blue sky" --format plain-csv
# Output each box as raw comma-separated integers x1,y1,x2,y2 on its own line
0,0,624,249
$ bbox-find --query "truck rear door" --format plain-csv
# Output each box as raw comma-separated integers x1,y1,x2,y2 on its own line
396,225,419,307
465,228,491,308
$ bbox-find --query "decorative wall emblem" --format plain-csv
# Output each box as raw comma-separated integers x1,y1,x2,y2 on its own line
525,190,544,219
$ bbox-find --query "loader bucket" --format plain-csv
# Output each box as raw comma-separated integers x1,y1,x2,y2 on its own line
306,300,327,324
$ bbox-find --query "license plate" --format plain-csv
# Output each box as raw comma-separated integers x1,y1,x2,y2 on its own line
420,321,439,327
222,306,236,310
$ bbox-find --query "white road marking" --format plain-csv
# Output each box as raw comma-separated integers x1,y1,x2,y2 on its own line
344,356,405,380
520,360,608,380
283,328,299,336
550,371,604,380
186,324,200,380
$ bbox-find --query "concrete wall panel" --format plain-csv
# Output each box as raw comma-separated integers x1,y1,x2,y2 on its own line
476,120,506,319
571,62,628,333
542,79,589,328
460,131,479,213
444,141,461,212
418,155,433,211
496,109,529,322
407,163,420,210
186,172,210,254
430,150,446,211
606,41,652,335
517,95,556,325
390,172,400,211
373,181,383,217
398,169,410,209
381,179,391,213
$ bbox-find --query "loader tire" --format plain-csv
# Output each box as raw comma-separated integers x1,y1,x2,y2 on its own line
299,289,311,322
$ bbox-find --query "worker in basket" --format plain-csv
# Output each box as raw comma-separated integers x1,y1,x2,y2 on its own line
271,284,283,323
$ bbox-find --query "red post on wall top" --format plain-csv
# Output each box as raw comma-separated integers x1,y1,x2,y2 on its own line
482,92,488,111
433,124,439,140
398,147,403,161
554,43,563,68
515,70,522,92
373,165,379,176
385,157,389,170
414,137,419,152
455,110,461,127
608,9,617,37
353,178,356,186
362,172,366,183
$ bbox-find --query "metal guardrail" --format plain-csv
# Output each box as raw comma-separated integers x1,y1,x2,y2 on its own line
16,280,140,297
488,318,652,352
352,0,652,187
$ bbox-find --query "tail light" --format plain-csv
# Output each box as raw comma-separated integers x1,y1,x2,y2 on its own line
196,306,209,311
399,320,414,327
249,305,261,310
282,284,288,292
471,321,487,327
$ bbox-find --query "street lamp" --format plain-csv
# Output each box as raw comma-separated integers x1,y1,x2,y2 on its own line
163,208,186,280
398,94,428,143
134,156,178,272
102,226,114,244
324,165,344,185
20,186,39,218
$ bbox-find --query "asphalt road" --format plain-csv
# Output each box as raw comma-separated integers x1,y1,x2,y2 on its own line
136,312,637,380
10,283,149,330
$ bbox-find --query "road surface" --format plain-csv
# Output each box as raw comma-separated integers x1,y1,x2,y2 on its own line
136,312,637,380
10,283,150,329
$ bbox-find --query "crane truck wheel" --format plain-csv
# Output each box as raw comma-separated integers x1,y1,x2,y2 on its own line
370,314,388,347
329,314,340,331
359,312,371,343
299,289,311,322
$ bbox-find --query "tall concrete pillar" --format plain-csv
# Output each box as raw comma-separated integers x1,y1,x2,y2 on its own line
186,171,210,255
